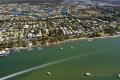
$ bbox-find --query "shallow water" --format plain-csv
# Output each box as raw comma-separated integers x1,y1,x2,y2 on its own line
0,37,120,80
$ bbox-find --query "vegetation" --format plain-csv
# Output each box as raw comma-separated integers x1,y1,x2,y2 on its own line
117,26,120,31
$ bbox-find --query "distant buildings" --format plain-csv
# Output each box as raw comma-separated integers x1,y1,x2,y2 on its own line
0,2,120,52
0,0,64,3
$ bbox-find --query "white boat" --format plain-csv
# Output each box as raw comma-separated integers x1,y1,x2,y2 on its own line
84,73,92,76
46,72,51,76
5,48,10,54
0,52,4,56
60,47,63,50
88,39,93,42
0,50,10,57
118,74,120,78
71,46,73,48
38,47,42,50
14,47,20,52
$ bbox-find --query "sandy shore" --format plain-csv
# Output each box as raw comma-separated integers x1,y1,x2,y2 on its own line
15,35,120,49
2,35,120,53
56,35,120,45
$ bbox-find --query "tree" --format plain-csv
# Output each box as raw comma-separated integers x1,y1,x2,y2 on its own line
117,26,120,31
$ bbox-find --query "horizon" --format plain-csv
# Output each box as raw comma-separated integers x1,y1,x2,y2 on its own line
0,0,119,3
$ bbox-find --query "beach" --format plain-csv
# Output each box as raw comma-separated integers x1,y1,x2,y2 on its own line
4,34,119,54
0,34,118,57
48,34,120,45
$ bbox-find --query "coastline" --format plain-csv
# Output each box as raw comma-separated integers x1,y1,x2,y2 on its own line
1,34,120,55
55,35,120,45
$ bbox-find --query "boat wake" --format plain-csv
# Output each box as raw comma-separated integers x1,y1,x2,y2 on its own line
0,48,107,80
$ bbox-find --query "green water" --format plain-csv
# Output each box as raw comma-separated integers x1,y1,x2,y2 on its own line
0,37,120,80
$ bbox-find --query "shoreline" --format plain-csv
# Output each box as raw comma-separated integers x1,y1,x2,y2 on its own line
1,35,120,55
56,35,120,45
